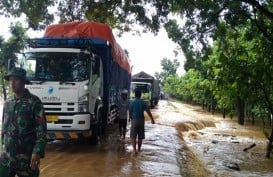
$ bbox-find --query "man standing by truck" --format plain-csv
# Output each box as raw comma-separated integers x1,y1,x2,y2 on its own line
129,89,155,156
0,67,47,177
117,89,129,141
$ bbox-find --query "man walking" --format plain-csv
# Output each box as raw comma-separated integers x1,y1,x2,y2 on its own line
0,67,47,177
129,89,155,156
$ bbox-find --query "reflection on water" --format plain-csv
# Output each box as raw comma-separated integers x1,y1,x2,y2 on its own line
41,130,135,177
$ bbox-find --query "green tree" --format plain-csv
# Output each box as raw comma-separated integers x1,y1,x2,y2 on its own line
0,0,170,33
0,0,55,30
205,22,273,156
164,19,273,156
2,1,272,38
0,22,28,100
156,57,180,85
164,1,273,75
163,74,180,98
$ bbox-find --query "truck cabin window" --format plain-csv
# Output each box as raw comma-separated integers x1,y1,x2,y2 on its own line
91,55,101,84
23,52,90,82
92,55,100,76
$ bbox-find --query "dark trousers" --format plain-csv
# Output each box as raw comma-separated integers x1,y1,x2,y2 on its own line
0,163,39,177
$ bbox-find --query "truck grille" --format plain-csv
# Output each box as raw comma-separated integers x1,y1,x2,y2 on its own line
43,102,76,112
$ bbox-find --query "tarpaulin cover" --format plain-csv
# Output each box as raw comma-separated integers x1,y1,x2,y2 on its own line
44,21,131,73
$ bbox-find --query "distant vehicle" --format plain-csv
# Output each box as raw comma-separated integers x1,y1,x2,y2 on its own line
131,71,160,108
130,81,152,106
20,21,131,144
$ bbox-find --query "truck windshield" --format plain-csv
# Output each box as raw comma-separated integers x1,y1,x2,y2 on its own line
131,83,151,93
22,52,90,82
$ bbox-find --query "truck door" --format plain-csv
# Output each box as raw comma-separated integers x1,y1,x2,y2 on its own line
90,55,102,112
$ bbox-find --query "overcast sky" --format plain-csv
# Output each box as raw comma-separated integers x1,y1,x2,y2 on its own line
0,16,185,76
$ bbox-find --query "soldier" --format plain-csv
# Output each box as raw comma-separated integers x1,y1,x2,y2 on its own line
0,67,47,177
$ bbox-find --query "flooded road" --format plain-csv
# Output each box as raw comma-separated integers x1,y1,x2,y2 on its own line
38,100,210,177
1,100,273,176
167,101,273,177
40,123,185,177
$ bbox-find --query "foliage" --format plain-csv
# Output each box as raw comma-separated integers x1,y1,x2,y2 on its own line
1,1,272,39
162,19,273,124
0,22,28,66
170,0,273,51
155,57,179,85
163,69,204,103
0,0,55,30
0,22,28,99
0,0,171,33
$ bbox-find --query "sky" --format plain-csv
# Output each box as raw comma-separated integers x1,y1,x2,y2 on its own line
0,16,185,77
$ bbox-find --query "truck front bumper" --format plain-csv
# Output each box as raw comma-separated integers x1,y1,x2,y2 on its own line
46,113,91,131
47,130,92,140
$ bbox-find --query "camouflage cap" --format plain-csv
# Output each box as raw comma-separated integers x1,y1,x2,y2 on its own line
4,67,30,84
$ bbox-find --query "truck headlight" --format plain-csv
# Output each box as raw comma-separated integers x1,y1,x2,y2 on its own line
78,95,89,112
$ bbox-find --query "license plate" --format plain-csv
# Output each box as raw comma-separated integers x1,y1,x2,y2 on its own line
46,115,59,122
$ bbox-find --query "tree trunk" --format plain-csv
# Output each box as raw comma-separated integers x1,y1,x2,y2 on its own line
237,97,245,125
261,84,273,157
1,75,7,100
251,112,255,125
266,127,273,158
211,97,215,115
207,102,211,112
266,114,273,158
223,109,226,119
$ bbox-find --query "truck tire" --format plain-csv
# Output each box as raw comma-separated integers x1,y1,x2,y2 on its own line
87,107,103,145
88,124,98,145
97,107,106,139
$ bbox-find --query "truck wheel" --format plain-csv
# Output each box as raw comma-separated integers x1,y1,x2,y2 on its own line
89,124,98,145
87,108,103,145
97,108,104,139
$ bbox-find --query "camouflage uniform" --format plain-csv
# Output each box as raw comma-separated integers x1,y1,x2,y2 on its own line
0,89,47,177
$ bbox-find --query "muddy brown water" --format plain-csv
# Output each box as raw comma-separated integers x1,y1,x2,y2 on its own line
40,123,184,177
38,100,210,177
1,100,273,176
168,101,273,177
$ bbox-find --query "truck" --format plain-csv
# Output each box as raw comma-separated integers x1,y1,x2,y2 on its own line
131,71,160,108
130,81,152,106
20,21,131,144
